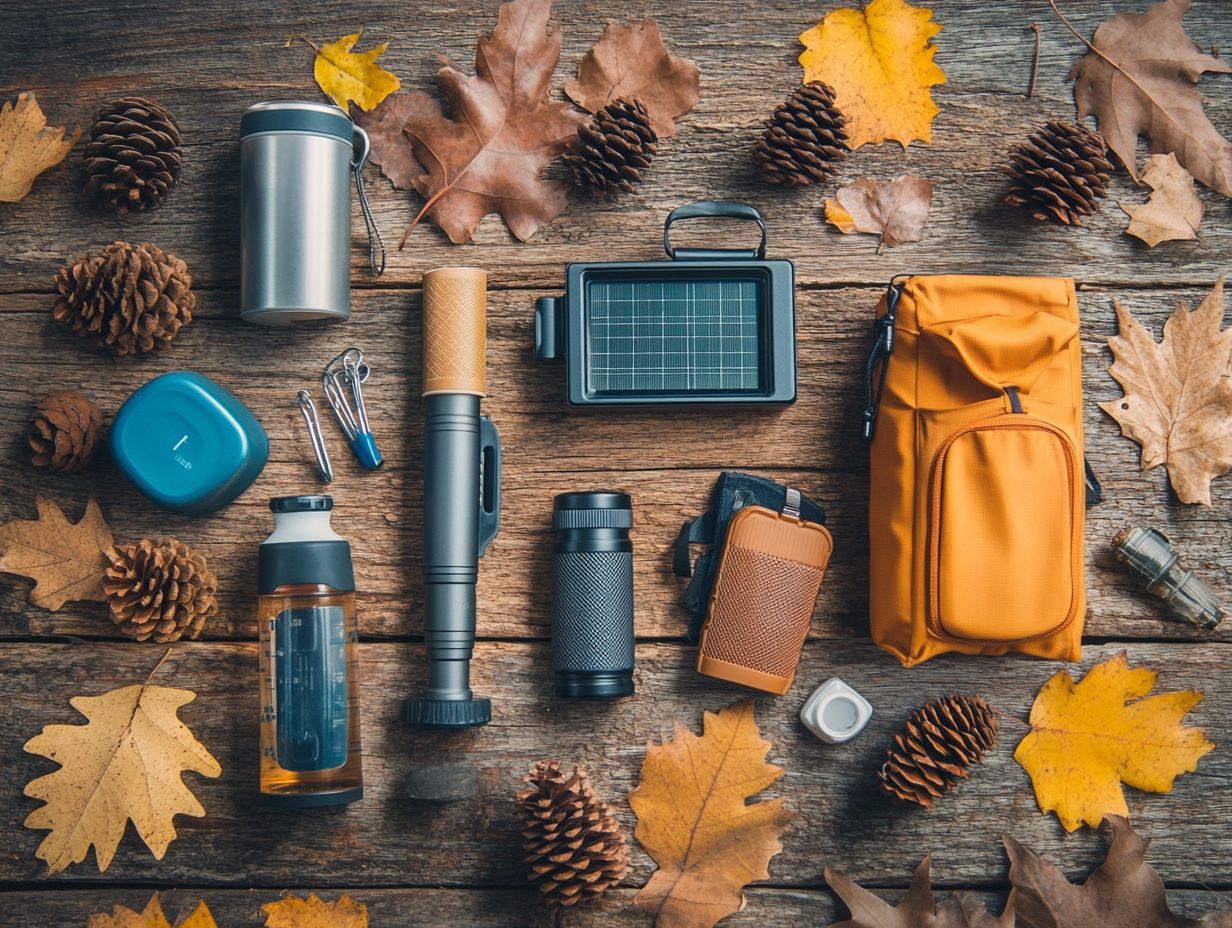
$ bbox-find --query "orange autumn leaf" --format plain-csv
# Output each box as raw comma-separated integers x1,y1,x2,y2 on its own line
1014,652,1214,832
630,700,792,928
0,92,79,203
24,678,221,873
0,496,115,611
799,0,945,149
261,894,368,928
88,894,217,928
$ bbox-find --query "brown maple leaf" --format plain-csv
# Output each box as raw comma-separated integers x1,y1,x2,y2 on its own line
565,19,700,138
1099,279,1232,505
1005,816,1232,927
824,176,934,251
1054,0,1232,196
0,496,115,611
1121,152,1204,246
358,0,586,245
825,857,1013,928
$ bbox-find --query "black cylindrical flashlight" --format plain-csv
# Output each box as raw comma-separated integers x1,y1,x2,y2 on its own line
551,491,635,698
404,267,500,728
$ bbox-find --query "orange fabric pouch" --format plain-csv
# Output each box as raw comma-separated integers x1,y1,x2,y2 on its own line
865,275,1085,667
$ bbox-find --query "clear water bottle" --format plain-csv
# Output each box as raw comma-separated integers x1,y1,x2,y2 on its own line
257,495,362,807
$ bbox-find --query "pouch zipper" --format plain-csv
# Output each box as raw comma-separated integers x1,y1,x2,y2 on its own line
925,406,1080,645
861,276,908,442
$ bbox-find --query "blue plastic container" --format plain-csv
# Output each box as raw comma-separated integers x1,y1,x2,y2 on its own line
111,371,269,514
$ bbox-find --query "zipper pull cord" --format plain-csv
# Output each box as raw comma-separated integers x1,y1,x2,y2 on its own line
862,281,904,443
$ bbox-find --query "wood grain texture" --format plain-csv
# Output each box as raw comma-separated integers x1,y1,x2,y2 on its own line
1,287,1229,641
0,641,1227,890
0,0,1230,922
2,887,1231,927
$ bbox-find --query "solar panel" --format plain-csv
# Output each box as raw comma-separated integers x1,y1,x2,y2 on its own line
585,278,763,395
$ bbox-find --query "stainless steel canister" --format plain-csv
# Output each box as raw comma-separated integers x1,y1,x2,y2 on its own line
240,101,383,326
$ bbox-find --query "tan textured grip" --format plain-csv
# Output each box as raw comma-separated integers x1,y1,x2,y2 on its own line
422,266,487,396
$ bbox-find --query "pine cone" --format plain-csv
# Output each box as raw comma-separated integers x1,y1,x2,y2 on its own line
517,760,630,907
565,97,657,199
84,97,182,214
26,390,103,473
104,538,218,643
1003,121,1114,225
52,241,196,356
755,81,848,186
878,695,998,808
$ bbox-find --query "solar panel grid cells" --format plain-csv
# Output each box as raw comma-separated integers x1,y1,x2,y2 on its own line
586,279,761,394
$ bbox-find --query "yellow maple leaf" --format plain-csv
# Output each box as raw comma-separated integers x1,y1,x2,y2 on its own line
311,29,400,115
261,894,368,928
799,0,945,149
23,679,222,873
1014,652,1214,832
88,894,217,928
0,92,80,202
630,700,792,928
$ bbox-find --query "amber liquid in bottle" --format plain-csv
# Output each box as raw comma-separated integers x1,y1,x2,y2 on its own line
257,583,362,801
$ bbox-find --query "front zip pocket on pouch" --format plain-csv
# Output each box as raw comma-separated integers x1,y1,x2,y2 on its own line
926,412,1079,644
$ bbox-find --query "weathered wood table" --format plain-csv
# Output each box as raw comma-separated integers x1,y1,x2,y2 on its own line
1,0,1230,924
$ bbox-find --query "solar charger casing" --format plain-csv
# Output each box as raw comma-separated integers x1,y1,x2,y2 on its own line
535,201,795,407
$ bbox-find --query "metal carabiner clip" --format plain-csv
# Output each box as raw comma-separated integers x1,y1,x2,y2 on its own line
297,390,334,483
323,347,383,470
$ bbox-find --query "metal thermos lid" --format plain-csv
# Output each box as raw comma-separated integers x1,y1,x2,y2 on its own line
240,100,353,142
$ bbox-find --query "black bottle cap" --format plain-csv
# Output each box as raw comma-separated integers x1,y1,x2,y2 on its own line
270,495,333,513
554,490,631,511
555,670,634,699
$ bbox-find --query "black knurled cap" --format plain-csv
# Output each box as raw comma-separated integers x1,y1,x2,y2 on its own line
553,491,632,530
402,696,492,728
270,495,333,513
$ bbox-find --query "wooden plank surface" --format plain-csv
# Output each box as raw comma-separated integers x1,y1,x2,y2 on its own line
1,0,1231,924
0,642,1228,889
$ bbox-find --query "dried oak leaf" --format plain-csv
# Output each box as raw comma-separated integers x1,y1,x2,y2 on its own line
88,894,217,928
1067,0,1232,196
630,700,792,928
1121,152,1204,246
565,19,700,138
1004,816,1232,928
261,894,368,928
358,91,424,190
0,496,115,611
825,176,933,250
1099,278,1232,505
310,29,400,116
1013,652,1213,833
357,0,587,244
24,678,221,873
799,0,945,149
825,857,1012,928
0,92,80,202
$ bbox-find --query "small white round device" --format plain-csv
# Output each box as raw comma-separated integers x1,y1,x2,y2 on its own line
799,678,873,744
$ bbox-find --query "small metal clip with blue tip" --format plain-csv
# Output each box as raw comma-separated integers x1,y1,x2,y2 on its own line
323,347,383,470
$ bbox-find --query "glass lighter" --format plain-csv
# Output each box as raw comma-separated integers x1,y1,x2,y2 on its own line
1113,526,1224,630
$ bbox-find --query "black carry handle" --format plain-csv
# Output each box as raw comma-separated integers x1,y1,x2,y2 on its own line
664,201,767,260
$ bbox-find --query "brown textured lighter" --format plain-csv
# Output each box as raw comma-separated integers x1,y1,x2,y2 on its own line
422,266,487,396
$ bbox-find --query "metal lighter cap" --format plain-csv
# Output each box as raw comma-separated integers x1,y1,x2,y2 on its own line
1113,526,1224,630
